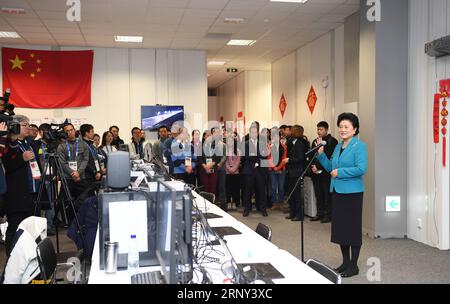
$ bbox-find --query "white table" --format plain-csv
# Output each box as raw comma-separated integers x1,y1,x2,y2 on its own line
88,190,331,284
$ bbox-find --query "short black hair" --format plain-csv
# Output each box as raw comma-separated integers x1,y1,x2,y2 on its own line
109,125,119,131
337,113,360,136
317,121,329,130
131,127,140,135
94,133,100,138
279,125,287,130
80,124,94,137
38,123,51,132
158,125,168,132
63,123,75,130
29,124,38,130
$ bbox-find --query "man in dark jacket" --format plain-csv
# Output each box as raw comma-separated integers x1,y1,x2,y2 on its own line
310,121,338,223
242,124,269,217
3,115,41,256
283,125,306,221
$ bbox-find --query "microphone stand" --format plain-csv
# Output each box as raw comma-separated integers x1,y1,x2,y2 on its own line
284,150,320,262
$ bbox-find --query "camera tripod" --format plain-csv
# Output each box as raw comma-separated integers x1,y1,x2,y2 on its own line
34,151,85,254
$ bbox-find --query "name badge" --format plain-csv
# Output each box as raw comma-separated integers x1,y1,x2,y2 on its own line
206,158,214,173
185,157,192,167
94,160,100,172
100,162,105,171
69,161,78,172
30,161,41,180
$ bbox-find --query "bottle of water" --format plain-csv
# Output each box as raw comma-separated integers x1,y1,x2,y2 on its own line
128,234,139,275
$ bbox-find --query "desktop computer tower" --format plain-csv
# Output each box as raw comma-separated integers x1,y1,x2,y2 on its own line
303,177,317,218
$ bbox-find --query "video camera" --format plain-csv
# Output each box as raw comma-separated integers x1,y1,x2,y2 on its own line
0,89,20,136
42,119,71,153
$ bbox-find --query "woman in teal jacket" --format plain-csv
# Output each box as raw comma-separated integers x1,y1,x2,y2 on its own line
317,113,368,278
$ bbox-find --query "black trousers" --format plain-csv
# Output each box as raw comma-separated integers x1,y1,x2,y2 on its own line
288,176,304,220
243,170,267,212
312,173,332,218
5,210,34,257
226,174,241,206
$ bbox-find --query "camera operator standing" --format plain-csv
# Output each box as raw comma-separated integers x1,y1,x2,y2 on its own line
31,123,56,235
0,122,8,241
56,123,89,223
80,124,105,184
2,115,41,256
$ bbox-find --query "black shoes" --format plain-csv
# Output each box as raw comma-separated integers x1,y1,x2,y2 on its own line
243,210,250,217
320,218,331,224
285,216,293,220
333,264,349,274
262,210,268,217
310,216,323,222
291,217,302,222
341,267,359,278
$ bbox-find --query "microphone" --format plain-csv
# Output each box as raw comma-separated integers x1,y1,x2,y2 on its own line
305,141,327,155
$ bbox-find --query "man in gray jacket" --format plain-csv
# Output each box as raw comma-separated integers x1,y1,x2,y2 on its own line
57,123,89,224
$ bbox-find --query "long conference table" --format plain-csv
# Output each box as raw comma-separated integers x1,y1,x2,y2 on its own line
88,189,332,284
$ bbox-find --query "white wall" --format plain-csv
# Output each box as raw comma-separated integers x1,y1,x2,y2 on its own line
208,96,218,122
408,0,450,250
216,72,245,124
245,70,272,128
272,52,297,125
296,32,335,141
0,45,208,140
215,71,269,129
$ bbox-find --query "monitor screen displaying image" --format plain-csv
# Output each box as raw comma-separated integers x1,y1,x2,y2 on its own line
141,105,184,132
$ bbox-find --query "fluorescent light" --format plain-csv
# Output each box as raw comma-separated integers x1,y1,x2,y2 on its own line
114,35,143,43
270,0,308,3
208,61,226,66
0,31,20,38
224,18,245,24
227,39,256,46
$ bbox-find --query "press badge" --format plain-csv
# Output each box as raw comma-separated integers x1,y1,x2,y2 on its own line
185,157,192,167
69,161,78,172
30,161,41,180
94,160,101,172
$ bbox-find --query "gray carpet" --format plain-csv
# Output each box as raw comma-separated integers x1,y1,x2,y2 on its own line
1,208,449,284
230,206,450,284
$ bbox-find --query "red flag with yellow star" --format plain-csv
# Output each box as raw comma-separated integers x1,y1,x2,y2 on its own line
2,47,93,108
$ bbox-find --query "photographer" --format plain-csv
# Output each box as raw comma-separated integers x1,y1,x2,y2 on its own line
0,122,8,227
2,115,41,256
31,123,56,235
56,123,89,220
80,124,104,183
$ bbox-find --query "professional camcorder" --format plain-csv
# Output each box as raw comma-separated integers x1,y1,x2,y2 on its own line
42,119,71,152
0,89,20,136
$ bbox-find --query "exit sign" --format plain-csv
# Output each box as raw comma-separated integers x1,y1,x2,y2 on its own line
385,196,401,212
227,68,238,73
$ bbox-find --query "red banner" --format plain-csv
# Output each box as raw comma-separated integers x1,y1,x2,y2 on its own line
307,85,317,115
434,94,441,144
2,47,93,108
279,93,287,118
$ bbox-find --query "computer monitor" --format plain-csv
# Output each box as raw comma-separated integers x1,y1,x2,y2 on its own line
155,181,177,284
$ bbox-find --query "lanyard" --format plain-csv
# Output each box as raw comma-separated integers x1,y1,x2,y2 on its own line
18,139,32,153
41,143,46,159
66,139,79,161
87,143,98,160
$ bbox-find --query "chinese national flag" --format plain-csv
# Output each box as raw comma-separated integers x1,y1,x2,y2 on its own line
2,47,93,108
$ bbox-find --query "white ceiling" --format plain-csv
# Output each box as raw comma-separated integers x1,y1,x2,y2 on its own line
0,0,360,88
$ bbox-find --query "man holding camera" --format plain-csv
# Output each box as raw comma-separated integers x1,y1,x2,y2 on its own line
57,123,89,223
2,115,41,256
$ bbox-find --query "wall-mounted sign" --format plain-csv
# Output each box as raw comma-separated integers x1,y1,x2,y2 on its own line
385,196,401,212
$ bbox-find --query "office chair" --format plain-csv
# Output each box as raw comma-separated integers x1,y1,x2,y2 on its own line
199,192,215,203
36,238,83,284
305,259,342,284
255,223,272,242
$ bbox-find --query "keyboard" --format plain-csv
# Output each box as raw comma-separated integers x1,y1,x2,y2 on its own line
131,271,166,284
